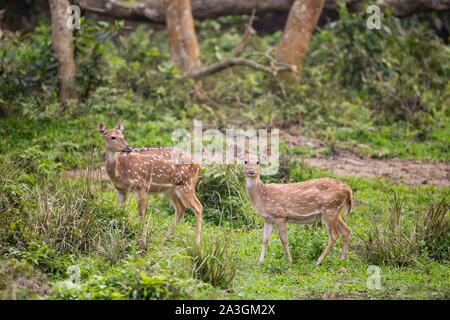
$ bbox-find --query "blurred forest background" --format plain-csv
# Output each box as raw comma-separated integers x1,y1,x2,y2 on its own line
0,0,449,300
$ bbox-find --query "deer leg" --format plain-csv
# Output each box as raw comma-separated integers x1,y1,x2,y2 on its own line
276,219,293,264
337,217,351,260
316,215,339,266
136,189,149,221
259,222,274,265
165,193,186,241
117,190,128,205
176,188,203,244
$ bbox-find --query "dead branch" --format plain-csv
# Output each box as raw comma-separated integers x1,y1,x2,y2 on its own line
180,10,296,80
231,9,256,58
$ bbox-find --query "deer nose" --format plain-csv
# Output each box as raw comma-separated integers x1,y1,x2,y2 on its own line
123,146,132,152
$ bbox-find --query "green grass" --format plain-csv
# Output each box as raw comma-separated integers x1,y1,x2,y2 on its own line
1,153,448,299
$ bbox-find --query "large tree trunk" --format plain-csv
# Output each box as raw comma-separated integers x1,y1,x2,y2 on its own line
164,0,201,75
276,0,325,78
49,0,78,103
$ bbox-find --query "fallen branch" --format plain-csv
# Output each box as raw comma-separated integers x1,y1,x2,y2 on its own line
181,10,296,80
77,0,450,23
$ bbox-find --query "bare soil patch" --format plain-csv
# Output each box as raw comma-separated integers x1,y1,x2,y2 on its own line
303,156,450,187
280,129,449,187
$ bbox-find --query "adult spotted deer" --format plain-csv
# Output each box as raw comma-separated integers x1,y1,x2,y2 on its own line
243,154,353,265
98,122,203,243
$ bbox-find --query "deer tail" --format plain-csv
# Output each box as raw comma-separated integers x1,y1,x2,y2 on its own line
346,187,353,216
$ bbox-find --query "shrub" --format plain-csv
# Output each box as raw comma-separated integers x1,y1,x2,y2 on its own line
198,165,258,228
184,235,237,289
0,160,136,262
0,258,49,299
419,192,450,261
0,24,57,112
50,262,194,300
357,181,449,266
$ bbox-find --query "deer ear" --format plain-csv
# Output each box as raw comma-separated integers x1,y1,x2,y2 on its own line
116,122,125,133
259,153,268,161
98,123,107,135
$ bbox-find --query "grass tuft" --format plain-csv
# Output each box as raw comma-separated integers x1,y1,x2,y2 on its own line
184,235,237,289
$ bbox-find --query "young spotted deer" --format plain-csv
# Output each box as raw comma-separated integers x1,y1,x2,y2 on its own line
98,122,203,243
243,154,353,265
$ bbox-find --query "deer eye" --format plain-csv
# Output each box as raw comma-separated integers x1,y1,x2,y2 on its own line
111,136,116,140
244,160,248,164
257,161,260,165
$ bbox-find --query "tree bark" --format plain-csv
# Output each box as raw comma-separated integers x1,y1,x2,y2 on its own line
76,0,450,22
276,0,325,78
164,0,201,75
49,0,78,103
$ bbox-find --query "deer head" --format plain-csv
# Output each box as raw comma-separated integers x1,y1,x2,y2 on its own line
98,122,132,153
242,153,260,178
240,153,268,179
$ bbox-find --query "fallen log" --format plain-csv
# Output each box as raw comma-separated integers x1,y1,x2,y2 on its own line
75,0,450,23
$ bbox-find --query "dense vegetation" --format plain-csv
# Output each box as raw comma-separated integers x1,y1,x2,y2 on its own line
0,8,449,299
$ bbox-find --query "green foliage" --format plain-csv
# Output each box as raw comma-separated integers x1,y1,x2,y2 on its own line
0,20,122,116
302,5,450,154
0,258,49,299
74,19,123,99
0,160,135,263
357,181,449,266
51,261,196,300
0,25,56,111
198,165,257,228
419,192,450,261
184,235,237,289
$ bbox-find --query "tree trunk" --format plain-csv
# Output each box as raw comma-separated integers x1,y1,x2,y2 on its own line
276,0,325,78
49,0,78,103
164,0,201,75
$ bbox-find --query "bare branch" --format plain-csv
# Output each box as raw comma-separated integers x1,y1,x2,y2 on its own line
231,9,256,58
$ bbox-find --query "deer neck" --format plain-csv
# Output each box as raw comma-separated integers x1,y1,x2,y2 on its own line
246,176,265,209
105,151,120,178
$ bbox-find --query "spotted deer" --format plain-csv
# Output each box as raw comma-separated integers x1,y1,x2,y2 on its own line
243,154,353,265
98,122,203,243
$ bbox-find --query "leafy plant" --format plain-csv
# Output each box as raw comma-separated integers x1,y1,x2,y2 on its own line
357,180,449,266
51,261,195,300
198,165,257,228
184,235,237,289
